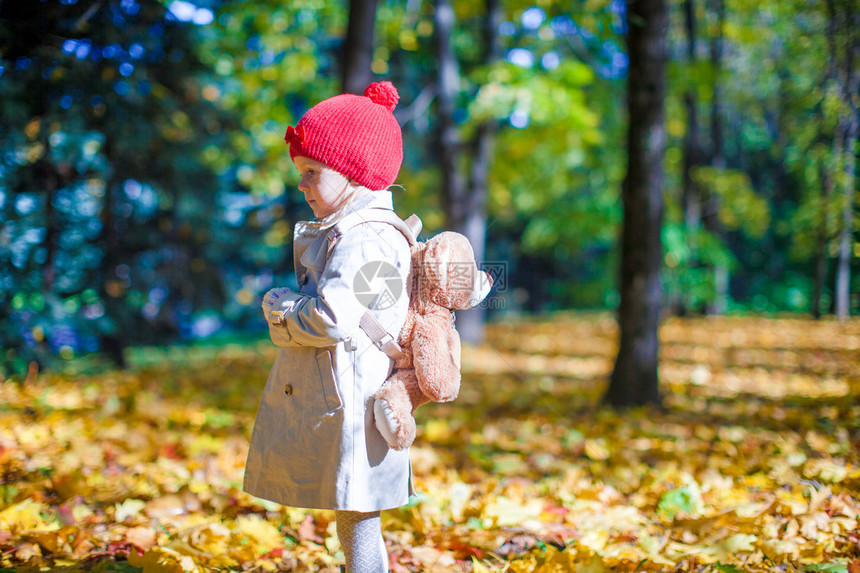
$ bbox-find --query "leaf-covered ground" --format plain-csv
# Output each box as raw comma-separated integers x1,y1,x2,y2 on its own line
2,314,859,572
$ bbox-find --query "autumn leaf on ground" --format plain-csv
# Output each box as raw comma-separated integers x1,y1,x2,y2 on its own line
1,315,859,572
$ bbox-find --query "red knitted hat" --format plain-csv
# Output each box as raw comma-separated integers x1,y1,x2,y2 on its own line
285,82,403,191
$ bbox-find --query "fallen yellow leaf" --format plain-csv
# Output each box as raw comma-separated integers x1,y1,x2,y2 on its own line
0,499,56,534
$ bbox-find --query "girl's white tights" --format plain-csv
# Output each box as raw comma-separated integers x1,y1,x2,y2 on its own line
335,510,389,573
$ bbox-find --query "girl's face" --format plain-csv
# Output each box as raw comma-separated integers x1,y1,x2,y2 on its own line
293,156,355,219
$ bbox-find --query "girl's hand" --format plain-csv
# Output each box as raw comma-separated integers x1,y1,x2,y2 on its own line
262,287,293,323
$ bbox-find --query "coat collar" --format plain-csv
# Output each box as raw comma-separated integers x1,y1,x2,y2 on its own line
294,190,396,273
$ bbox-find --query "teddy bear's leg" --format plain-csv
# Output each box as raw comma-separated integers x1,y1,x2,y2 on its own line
374,397,415,451
373,371,422,450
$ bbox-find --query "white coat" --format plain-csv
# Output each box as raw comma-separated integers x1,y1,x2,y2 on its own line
243,191,413,511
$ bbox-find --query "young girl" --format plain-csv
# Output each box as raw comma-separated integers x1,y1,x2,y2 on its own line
243,82,411,573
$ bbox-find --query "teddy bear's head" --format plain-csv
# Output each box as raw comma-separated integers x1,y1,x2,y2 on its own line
418,232,493,310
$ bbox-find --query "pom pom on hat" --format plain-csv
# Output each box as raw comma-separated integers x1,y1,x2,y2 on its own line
364,81,399,111
285,82,403,190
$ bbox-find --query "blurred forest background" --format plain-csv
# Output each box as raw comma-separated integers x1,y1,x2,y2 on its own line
0,0,857,378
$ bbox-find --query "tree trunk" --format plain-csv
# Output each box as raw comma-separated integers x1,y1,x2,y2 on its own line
32,89,60,295
682,0,701,232
454,0,500,343
434,0,466,231
679,0,701,316
812,140,836,319
35,158,59,294
98,142,128,369
834,114,857,320
341,0,378,94
828,0,857,320
434,0,494,343
811,249,827,319
704,0,728,315
708,0,725,172
604,0,668,408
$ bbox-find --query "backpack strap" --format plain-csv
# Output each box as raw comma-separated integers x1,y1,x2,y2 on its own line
326,208,422,361
359,312,404,360
327,208,421,250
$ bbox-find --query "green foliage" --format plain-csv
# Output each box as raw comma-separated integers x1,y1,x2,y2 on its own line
200,0,341,195
0,0,234,374
657,484,705,518
473,61,602,219
691,167,770,238
713,563,744,573
1,0,857,370
469,61,596,125
663,223,735,312
802,565,849,573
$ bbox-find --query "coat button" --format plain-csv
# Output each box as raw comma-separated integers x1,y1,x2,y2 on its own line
284,384,293,396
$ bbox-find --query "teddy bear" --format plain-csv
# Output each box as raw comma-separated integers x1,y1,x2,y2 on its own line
373,231,493,451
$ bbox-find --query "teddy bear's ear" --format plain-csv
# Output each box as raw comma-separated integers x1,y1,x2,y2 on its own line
404,214,422,239
467,270,493,308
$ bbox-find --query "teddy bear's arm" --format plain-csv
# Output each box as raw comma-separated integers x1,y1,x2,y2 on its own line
412,311,461,403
